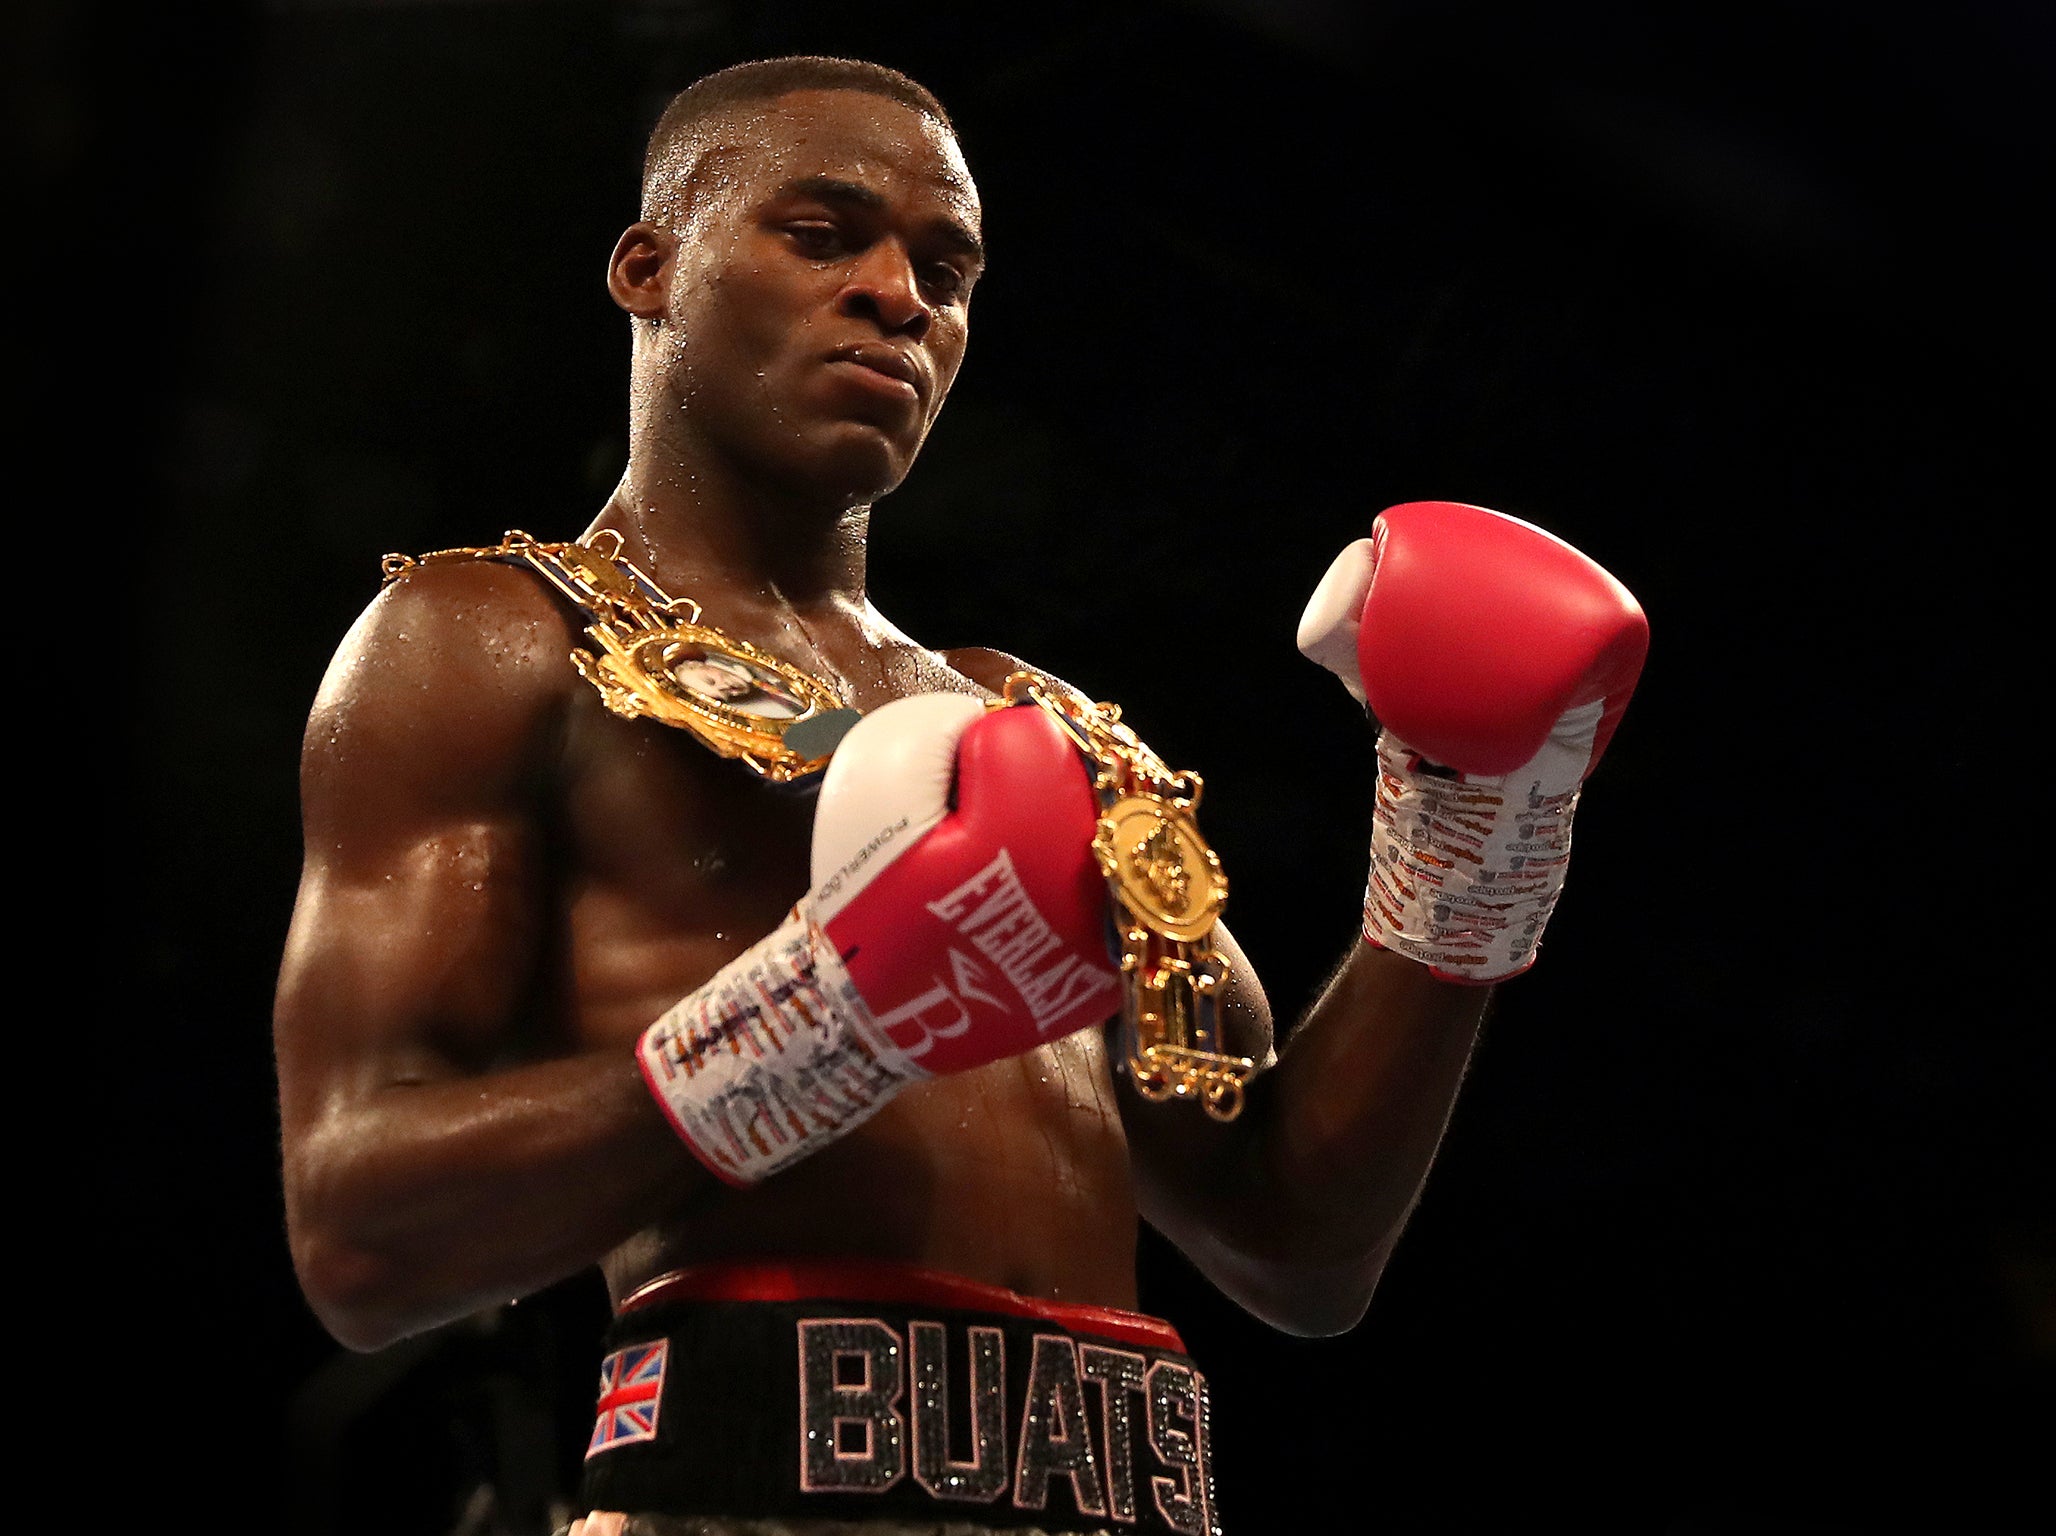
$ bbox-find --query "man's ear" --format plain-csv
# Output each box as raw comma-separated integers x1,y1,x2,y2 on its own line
608,222,674,319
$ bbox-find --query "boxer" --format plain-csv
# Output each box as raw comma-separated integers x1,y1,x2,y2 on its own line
273,54,1646,1534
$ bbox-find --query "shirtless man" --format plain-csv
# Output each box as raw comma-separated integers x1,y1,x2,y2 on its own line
274,56,1646,1534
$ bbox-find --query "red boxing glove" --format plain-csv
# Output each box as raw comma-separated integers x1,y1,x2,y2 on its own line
638,694,1120,1182
1299,501,1648,981
812,694,1120,1072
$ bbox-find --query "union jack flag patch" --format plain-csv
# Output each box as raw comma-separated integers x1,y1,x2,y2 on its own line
586,1339,669,1458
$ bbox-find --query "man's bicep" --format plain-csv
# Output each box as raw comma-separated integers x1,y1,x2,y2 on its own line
278,816,551,1083
1117,919,1274,1224
275,573,568,1110
1210,921,1276,1070
1116,939,1349,1333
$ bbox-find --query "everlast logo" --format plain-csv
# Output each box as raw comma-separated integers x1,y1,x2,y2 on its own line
922,850,1118,1031
797,1317,1217,1535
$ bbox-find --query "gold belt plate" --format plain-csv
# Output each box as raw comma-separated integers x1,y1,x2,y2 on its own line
574,620,851,779
1093,793,1227,943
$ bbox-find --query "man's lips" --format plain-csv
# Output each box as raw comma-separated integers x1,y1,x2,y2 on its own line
827,342,925,401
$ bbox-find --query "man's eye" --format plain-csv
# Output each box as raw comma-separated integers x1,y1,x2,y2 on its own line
787,223,843,257
922,265,968,302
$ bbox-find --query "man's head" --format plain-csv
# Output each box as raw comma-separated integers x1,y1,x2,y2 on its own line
610,58,983,511
639,57,955,231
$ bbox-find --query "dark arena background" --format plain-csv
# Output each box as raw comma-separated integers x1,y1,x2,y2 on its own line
71,0,2048,1529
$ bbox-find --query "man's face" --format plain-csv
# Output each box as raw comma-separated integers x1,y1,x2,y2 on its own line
647,89,984,505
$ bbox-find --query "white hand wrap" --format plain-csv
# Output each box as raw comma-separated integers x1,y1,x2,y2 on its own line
1365,701,1602,982
635,909,929,1185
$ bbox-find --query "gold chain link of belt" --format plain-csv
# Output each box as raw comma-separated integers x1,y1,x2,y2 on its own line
998,672,1257,1121
382,529,859,783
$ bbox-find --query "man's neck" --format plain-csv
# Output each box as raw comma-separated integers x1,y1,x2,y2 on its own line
590,453,873,618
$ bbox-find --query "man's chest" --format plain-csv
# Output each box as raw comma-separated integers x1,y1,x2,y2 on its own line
542,638,1007,1043
548,702,815,1040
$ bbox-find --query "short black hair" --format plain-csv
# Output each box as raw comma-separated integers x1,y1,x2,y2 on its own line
641,56,955,223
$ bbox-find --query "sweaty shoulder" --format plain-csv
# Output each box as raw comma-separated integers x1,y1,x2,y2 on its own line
301,558,578,832
939,645,1045,697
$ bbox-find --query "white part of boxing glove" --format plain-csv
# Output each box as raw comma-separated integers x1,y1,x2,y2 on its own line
1296,538,1377,706
637,693,1121,1183
1300,501,1648,982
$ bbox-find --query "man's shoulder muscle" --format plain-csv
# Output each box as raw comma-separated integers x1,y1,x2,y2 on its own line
302,559,578,838
938,645,1045,696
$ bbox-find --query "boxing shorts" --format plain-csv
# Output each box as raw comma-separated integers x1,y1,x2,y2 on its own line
579,1261,1223,1536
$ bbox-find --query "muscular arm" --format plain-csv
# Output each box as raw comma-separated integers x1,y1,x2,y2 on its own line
942,645,1476,1334
273,564,716,1352
1122,936,1485,1337
1123,501,1645,1337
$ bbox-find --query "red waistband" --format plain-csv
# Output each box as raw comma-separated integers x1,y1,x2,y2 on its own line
617,1259,1187,1354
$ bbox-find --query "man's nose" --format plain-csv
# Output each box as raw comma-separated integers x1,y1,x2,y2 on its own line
835,242,931,339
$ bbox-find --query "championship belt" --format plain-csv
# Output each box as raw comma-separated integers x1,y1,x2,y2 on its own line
381,529,861,784
999,673,1258,1121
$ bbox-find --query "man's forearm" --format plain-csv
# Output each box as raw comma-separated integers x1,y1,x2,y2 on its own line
284,1051,706,1352
1126,941,1486,1335
1260,942,1488,1256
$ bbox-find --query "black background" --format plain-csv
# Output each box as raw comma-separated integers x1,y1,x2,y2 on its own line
58,0,2050,1528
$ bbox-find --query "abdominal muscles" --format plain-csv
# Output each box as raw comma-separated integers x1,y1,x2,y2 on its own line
605,1025,1142,1310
